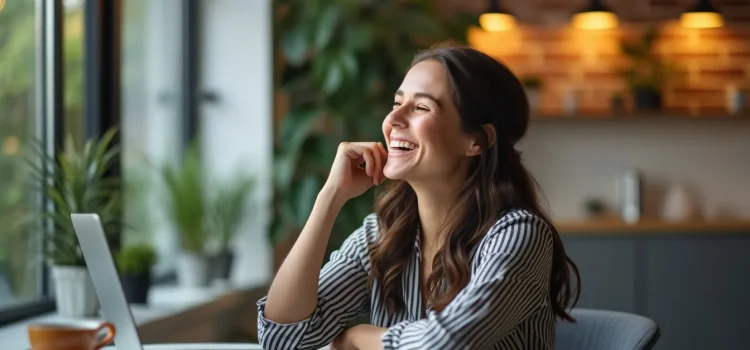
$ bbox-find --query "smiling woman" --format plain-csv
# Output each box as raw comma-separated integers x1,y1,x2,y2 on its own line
258,43,581,350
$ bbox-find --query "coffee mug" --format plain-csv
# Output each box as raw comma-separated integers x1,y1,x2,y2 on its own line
28,320,116,350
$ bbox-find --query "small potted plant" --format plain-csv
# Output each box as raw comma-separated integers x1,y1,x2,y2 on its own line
583,197,607,219
116,243,157,304
159,142,210,287
611,91,626,113
20,128,122,317
521,75,544,113
208,173,256,281
620,27,676,111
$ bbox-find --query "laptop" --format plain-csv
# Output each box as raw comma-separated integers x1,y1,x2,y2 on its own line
71,213,264,350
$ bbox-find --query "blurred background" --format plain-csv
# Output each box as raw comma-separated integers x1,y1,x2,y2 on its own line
0,0,748,349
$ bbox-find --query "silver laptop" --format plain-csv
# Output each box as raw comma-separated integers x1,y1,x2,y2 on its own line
71,213,264,350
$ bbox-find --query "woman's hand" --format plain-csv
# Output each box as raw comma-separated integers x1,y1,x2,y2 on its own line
331,324,387,350
323,142,388,202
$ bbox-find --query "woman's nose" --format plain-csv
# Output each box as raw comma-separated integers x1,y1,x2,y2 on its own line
385,107,407,128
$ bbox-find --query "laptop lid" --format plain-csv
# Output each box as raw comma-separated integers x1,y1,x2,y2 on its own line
71,213,144,350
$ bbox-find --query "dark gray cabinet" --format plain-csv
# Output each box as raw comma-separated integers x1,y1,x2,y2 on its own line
563,237,637,313
562,233,750,350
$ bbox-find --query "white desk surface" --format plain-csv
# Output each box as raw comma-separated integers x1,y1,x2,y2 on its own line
100,344,331,350
101,345,264,350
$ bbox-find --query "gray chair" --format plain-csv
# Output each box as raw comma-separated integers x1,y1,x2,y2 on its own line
556,308,660,350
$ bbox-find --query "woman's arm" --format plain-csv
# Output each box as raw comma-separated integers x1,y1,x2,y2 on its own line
380,211,553,350
257,190,375,350
263,187,346,323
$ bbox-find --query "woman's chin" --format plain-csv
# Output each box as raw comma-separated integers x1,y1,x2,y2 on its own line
383,165,412,181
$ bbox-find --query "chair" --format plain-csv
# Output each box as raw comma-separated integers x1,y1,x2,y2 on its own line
556,308,660,350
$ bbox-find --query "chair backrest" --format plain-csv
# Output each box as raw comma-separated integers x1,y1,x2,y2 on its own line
556,308,660,350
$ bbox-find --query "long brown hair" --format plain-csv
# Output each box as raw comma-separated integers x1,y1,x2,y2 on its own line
367,43,581,322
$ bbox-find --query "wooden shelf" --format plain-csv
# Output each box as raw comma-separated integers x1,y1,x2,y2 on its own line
556,218,750,235
531,111,750,121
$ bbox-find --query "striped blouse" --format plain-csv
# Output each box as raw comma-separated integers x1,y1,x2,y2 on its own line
257,209,556,350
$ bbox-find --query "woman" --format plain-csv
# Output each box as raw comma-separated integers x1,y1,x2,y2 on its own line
257,43,580,350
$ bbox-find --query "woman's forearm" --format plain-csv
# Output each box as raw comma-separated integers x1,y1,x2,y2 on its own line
264,187,347,323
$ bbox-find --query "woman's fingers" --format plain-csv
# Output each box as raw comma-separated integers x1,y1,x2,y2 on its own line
341,142,387,185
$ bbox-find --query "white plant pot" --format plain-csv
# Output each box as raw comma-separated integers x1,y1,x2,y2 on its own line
51,265,100,317
176,252,210,287
525,88,542,113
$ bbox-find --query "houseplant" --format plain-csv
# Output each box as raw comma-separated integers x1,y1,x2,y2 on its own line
158,142,210,287
207,173,256,281
22,128,122,317
620,27,675,111
271,0,474,266
115,243,157,304
521,75,544,113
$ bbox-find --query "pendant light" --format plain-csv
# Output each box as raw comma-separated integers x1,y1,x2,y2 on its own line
680,0,724,29
571,0,620,30
479,0,517,32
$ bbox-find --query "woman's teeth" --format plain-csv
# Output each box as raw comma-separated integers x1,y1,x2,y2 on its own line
389,140,418,151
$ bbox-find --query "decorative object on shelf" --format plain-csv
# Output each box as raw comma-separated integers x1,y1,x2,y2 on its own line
583,197,607,218
618,168,643,224
620,27,675,112
18,128,122,317
207,172,256,282
610,91,626,113
725,85,747,115
159,142,210,287
272,0,472,267
661,182,699,222
480,0,517,32
521,75,544,113
563,88,580,114
571,0,620,30
116,243,157,304
680,0,724,29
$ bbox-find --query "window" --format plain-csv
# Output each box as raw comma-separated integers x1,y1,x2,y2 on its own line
63,0,84,143
121,0,187,276
0,0,44,312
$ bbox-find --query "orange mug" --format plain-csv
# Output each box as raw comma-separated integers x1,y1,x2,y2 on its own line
28,320,116,350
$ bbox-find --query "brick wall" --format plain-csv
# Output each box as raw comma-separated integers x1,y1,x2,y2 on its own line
441,0,750,114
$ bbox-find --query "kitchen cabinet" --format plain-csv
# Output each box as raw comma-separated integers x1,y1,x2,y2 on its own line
561,231,750,350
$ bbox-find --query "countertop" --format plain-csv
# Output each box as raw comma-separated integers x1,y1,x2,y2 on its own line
556,217,750,235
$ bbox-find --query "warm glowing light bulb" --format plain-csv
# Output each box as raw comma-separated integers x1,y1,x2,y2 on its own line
680,12,724,28
479,13,517,32
571,11,619,30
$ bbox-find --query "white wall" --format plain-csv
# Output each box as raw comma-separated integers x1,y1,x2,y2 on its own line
121,0,185,276
200,0,274,287
518,118,750,221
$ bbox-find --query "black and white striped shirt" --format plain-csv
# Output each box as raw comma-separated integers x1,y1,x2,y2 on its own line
257,209,555,350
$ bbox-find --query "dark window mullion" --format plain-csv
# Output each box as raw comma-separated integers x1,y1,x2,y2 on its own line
83,0,122,251
182,0,201,146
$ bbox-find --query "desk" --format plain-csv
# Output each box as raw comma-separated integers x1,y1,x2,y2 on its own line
101,344,331,350
102,345,263,350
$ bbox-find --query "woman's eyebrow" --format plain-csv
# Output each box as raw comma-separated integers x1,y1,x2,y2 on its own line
395,89,442,107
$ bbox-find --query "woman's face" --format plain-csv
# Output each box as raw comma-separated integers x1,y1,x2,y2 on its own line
382,60,478,182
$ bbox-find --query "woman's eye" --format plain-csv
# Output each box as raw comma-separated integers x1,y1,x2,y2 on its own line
416,106,430,112
392,102,401,109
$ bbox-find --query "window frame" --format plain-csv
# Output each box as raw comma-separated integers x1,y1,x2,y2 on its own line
0,0,123,326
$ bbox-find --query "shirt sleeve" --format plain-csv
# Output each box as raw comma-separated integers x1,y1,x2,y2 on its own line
380,210,553,350
256,214,375,350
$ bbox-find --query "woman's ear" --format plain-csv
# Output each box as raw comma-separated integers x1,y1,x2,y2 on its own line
466,124,496,156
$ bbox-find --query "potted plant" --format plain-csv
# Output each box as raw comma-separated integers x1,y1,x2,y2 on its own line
158,142,210,287
620,27,675,111
22,128,122,317
115,243,157,304
521,75,544,113
207,174,256,281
